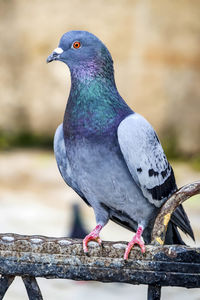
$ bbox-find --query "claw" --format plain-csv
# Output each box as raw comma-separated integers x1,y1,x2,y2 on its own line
83,224,102,253
124,225,145,260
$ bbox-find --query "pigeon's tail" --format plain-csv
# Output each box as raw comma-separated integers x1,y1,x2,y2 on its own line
165,221,185,244
165,203,195,245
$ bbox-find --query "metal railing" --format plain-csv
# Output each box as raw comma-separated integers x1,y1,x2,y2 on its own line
0,181,199,300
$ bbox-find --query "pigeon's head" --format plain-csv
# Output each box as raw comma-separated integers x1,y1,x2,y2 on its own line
47,31,113,77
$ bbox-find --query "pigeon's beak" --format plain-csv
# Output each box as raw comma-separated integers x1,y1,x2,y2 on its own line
46,47,63,63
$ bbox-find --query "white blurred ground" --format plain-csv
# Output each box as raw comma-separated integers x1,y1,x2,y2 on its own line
0,150,199,300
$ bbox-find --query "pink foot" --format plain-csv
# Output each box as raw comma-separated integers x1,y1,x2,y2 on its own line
83,224,102,253
124,226,145,260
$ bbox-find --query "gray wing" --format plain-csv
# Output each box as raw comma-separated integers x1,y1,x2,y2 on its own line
117,113,194,240
54,124,90,206
117,113,177,208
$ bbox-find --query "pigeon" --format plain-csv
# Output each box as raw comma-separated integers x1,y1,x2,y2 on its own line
69,204,89,239
47,31,194,259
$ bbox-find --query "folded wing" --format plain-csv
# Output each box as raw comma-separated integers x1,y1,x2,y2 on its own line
54,123,90,206
117,113,176,208
117,113,194,241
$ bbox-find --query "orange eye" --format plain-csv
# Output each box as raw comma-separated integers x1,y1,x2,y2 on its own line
72,41,81,49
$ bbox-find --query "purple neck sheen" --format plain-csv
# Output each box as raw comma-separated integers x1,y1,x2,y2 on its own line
71,60,98,81
70,58,114,84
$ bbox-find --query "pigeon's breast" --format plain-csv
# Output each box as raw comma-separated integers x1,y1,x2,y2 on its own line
65,137,155,226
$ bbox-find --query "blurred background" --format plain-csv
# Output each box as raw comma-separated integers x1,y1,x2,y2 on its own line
0,0,200,299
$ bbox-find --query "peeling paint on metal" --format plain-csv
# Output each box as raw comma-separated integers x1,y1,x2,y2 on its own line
163,213,171,226
156,237,164,245
113,243,126,249
1,236,15,242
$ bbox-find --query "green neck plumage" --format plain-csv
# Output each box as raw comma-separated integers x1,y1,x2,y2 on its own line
63,66,132,139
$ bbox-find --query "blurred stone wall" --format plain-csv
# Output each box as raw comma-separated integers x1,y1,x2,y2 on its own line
0,0,199,155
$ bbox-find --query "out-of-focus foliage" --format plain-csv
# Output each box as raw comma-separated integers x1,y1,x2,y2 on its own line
0,130,52,150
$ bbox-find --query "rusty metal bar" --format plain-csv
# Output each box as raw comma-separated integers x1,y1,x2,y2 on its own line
151,180,200,245
22,276,43,300
0,234,199,288
148,285,161,300
0,275,15,299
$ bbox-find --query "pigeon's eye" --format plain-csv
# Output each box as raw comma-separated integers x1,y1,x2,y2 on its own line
72,41,81,49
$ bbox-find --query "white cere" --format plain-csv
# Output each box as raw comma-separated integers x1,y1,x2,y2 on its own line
113,243,127,249
2,236,15,242
30,238,43,244
58,240,72,246
53,47,63,54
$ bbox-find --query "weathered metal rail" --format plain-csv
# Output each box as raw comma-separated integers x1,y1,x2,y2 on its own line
0,180,199,300
152,180,200,245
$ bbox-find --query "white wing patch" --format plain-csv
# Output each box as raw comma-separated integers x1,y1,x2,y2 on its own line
117,113,176,207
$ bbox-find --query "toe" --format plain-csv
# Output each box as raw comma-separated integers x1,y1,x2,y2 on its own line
96,237,102,245
140,242,145,253
124,242,133,260
124,239,146,260
83,238,89,253
83,235,101,253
